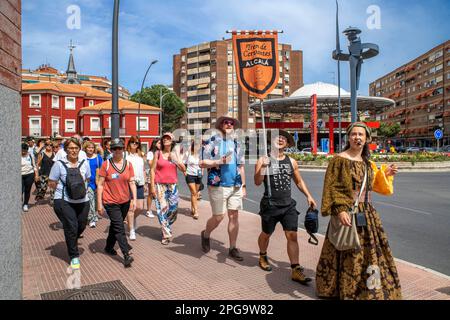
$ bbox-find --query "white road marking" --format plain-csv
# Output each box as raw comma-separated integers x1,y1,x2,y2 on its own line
373,201,433,216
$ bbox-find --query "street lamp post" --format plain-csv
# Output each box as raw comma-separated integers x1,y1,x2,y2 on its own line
111,0,120,140
159,87,173,137
137,60,158,138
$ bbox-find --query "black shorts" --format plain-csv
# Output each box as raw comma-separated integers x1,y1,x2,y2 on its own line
259,198,299,235
136,185,145,199
185,174,202,185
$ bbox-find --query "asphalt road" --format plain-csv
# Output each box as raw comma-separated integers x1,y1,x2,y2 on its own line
177,165,450,276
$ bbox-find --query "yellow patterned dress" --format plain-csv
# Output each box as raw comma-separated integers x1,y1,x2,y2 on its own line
315,156,402,300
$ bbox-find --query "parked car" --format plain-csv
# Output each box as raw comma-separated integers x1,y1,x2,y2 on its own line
441,145,450,152
301,147,327,155
395,146,407,153
406,147,420,153
421,147,437,153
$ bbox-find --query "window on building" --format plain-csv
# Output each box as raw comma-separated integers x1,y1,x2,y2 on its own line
136,117,148,130
89,100,95,106
29,117,41,137
51,118,60,135
30,94,41,108
65,120,76,133
435,63,443,72
90,118,101,132
187,63,198,69
436,75,443,83
65,97,76,110
52,95,59,109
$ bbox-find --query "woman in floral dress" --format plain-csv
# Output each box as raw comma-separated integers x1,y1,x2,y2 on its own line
316,122,402,300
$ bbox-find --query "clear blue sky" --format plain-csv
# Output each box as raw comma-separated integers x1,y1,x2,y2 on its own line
22,0,450,95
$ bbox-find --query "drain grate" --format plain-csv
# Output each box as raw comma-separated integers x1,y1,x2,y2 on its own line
41,280,136,300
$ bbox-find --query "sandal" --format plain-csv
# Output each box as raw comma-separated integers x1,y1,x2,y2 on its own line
161,238,170,245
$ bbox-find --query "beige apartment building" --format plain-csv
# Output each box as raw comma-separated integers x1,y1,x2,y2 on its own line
173,39,303,135
369,40,450,147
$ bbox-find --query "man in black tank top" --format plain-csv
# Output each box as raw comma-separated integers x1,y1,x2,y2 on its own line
254,130,317,285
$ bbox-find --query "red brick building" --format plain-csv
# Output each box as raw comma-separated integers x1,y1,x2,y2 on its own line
21,82,160,152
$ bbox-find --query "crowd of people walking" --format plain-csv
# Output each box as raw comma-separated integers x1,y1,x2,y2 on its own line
21,116,401,299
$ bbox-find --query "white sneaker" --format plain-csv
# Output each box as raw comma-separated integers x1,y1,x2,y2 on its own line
129,229,136,241
23,205,29,212
89,221,96,228
146,210,155,218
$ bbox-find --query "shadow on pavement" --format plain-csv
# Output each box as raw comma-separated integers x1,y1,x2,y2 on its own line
88,239,126,264
166,233,226,260
45,241,84,263
136,225,163,242
49,221,63,231
264,267,318,299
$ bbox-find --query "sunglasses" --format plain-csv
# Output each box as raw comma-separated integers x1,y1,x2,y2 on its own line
130,142,139,145
45,143,52,146
112,147,123,151
223,120,234,126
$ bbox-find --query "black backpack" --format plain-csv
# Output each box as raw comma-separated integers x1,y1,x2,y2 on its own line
59,160,87,200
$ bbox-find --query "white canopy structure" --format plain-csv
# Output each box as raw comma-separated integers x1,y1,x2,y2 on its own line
250,82,395,115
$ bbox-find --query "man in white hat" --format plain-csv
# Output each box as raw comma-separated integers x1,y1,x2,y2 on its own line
200,116,246,261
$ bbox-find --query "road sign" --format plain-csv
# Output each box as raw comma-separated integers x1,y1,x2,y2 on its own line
434,129,443,140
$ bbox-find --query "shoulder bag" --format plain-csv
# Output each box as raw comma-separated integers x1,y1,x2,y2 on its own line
327,165,367,251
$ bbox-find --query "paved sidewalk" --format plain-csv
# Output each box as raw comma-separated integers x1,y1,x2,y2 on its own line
22,196,450,300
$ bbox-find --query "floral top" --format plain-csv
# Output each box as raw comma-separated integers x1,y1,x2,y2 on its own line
321,156,394,217
202,134,245,187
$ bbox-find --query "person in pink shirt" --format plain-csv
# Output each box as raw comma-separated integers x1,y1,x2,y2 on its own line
150,133,186,245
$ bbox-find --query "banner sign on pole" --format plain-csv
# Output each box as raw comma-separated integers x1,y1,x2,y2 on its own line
232,31,280,100
310,94,318,155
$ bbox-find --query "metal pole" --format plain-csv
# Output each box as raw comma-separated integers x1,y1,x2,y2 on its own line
138,60,158,138
349,55,358,122
260,99,272,200
111,0,120,140
337,59,342,152
159,87,163,137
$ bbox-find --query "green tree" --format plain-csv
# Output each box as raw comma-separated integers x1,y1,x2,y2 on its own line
131,84,185,133
377,122,401,147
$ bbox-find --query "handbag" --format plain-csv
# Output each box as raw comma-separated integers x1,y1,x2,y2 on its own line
304,207,319,245
327,165,367,251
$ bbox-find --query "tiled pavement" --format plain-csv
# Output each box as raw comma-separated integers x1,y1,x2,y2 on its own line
22,196,450,300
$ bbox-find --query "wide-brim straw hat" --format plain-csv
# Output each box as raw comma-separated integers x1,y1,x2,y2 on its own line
215,116,241,130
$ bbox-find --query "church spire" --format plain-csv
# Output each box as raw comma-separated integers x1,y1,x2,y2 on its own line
63,40,80,84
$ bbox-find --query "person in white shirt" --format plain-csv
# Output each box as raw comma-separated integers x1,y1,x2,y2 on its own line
145,139,161,218
183,140,203,219
125,136,147,241
21,143,39,212
48,138,91,271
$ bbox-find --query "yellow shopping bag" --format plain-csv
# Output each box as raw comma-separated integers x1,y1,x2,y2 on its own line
370,161,394,195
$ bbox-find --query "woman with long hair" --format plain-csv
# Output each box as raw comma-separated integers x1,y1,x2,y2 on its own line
150,132,186,245
315,122,401,300
83,141,103,228
48,138,91,270
146,139,161,218
183,139,203,219
35,138,55,202
97,138,136,268
125,136,147,240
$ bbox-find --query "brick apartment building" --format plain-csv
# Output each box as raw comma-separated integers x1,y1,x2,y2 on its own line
173,39,303,135
369,40,450,147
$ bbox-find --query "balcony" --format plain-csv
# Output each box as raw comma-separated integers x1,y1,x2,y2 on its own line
187,57,199,64
198,54,211,62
